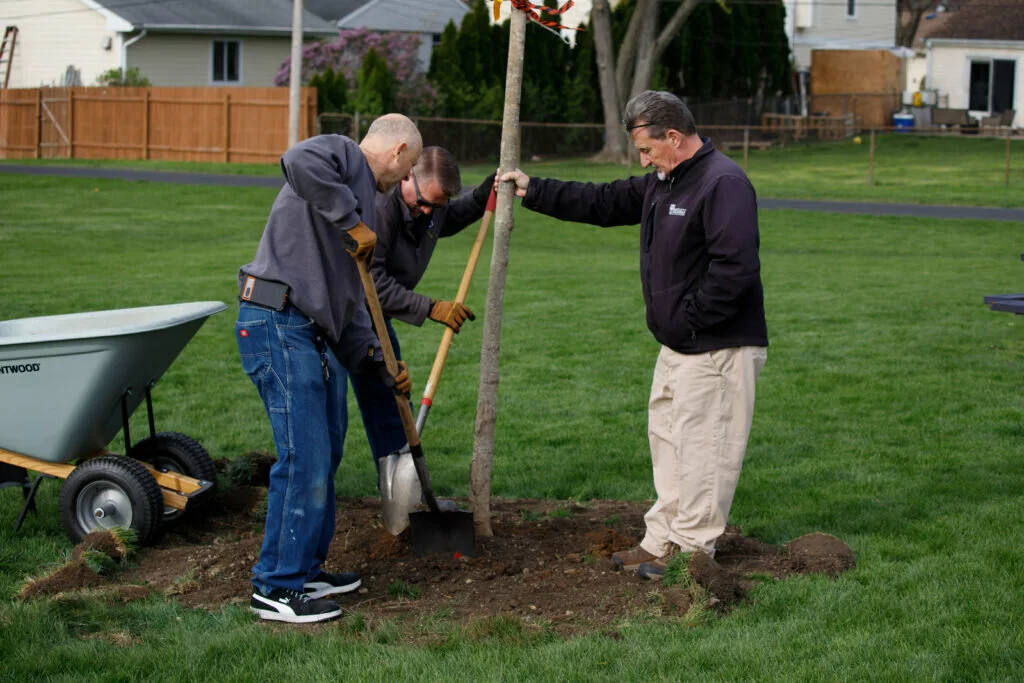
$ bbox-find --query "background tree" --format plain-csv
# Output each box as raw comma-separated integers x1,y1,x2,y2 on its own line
897,0,936,47
590,0,627,162
308,66,349,114
592,0,790,161
95,67,150,87
276,28,435,114
351,47,395,118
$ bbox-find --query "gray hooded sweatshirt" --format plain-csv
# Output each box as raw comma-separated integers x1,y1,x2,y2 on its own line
239,135,380,369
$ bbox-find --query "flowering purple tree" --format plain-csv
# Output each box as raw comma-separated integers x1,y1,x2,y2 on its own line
275,28,436,113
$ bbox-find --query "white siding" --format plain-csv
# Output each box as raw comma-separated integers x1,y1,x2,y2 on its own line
927,43,1023,123
127,34,293,87
0,0,121,87
906,54,928,92
790,0,897,71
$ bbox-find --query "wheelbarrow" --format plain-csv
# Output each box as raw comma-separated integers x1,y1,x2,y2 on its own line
0,301,226,545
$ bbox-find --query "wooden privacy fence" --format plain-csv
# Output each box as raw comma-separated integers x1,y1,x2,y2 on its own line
0,87,317,163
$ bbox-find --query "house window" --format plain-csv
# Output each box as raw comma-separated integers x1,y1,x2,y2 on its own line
212,40,241,84
970,59,1016,112
846,0,855,17
432,33,442,47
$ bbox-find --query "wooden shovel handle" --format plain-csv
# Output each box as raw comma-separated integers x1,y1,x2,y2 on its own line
355,256,421,449
421,189,497,405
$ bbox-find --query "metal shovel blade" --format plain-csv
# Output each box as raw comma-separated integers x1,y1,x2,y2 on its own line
409,508,477,558
378,446,422,536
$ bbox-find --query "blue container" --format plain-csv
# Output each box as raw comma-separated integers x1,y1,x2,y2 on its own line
893,113,914,132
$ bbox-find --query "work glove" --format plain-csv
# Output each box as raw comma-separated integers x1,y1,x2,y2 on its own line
429,300,475,334
360,349,411,397
390,360,411,397
472,173,497,205
342,222,376,261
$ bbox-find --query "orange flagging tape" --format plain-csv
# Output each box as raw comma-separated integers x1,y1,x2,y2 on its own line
493,0,583,39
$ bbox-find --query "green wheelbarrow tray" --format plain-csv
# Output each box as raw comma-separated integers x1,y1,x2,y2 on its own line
0,301,226,544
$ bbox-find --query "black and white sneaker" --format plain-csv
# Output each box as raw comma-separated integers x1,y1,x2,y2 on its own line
250,587,342,624
303,570,361,599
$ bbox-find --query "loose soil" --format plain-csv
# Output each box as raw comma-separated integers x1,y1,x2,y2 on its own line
29,478,855,637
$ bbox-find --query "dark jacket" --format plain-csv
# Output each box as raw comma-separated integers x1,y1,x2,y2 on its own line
523,138,767,354
372,186,488,325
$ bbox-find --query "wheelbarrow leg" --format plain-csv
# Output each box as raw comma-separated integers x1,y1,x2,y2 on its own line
14,474,51,532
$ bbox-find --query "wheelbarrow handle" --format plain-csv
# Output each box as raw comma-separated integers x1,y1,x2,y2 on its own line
416,188,496,436
355,256,441,514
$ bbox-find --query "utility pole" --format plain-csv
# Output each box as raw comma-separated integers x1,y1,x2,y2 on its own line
288,0,303,148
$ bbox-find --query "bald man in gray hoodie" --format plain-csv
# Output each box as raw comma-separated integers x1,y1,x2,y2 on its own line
236,115,421,624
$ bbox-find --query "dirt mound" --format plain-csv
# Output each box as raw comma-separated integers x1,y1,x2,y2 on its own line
72,530,132,563
24,491,856,635
20,529,136,600
218,452,275,488
689,551,744,604
785,532,856,576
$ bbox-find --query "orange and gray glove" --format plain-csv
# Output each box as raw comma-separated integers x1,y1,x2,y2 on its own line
342,222,376,261
429,300,475,333
390,360,411,397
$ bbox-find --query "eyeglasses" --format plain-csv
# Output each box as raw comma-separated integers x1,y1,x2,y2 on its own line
624,121,657,132
411,173,446,210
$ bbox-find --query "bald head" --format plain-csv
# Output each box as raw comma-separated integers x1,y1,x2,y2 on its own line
360,114,423,192
365,114,421,145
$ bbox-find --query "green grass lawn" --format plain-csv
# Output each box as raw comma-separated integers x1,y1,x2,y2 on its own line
1,169,1024,679
7,133,1024,207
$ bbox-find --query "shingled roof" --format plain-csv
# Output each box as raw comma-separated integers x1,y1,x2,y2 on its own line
89,0,339,35
304,0,371,23
915,0,1024,45
337,0,469,34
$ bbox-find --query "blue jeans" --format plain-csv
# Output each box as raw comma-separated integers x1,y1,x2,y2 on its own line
349,318,409,469
236,302,349,594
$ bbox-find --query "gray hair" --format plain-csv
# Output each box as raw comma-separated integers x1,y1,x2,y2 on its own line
414,146,462,199
622,91,698,139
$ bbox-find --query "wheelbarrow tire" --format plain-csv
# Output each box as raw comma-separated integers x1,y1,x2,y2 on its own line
59,456,163,546
131,432,217,523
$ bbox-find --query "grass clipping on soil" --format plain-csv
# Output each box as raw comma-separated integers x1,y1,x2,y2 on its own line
18,528,138,601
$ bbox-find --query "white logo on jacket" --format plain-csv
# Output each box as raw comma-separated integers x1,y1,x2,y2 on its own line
668,204,687,217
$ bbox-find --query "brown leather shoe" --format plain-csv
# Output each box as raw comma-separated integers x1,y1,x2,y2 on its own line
611,545,658,571
638,544,685,580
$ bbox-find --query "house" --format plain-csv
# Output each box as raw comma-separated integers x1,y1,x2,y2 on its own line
909,0,1022,125
329,0,471,69
0,0,338,88
784,0,899,72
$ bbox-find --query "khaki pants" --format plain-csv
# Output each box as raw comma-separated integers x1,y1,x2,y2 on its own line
640,345,767,557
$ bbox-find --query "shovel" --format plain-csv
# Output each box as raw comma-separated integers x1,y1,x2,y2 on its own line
416,188,497,434
378,189,497,537
355,254,478,559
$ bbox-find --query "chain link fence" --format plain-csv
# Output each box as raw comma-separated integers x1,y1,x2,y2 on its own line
317,111,1021,187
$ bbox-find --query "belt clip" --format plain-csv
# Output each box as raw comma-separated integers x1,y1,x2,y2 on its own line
241,276,256,302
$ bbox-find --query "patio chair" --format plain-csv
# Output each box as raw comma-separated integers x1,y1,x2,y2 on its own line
931,108,971,129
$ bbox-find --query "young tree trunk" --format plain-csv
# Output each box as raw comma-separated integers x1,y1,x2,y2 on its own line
590,0,628,163
469,8,528,538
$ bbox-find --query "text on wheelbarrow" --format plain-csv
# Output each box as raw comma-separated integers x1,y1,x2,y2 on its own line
0,363,41,374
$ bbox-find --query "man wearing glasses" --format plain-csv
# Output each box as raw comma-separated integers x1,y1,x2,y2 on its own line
350,146,495,466
498,91,768,579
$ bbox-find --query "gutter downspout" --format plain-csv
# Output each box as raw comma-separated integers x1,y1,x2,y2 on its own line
925,38,933,103
121,29,147,74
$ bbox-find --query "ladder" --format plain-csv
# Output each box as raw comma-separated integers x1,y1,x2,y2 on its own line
1,26,18,89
